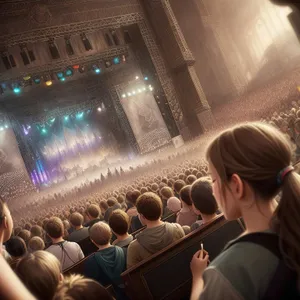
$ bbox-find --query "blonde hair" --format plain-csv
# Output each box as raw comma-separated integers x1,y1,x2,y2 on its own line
15,251,61,300
28,236,45,252
53,274,113,300
207,122,300,284
89,222,111,246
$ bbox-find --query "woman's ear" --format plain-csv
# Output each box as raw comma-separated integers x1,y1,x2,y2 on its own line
59,273,64,282
229,174,244,200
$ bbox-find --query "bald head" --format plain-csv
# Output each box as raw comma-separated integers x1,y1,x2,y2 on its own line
89,222,112,246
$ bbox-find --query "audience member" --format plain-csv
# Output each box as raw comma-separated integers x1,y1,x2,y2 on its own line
53,274,113,300
167,196,181,214
85,222,126,298
30,225,44,238
15,251,62,300
17,229,31,245
45,217,84,271
191,122,300,300
85,204,103,227
177,185,198,226
127,192,185,268
173,180,186,197
190,178,218,231
28,236,45,252
68,213,89,243
5,236,27,269
160,186,174,218
109,209,133,248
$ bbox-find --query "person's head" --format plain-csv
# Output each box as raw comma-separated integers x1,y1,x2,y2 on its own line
167,197,181,213
28,236,45,252
160,186,174,201
108,209,130,236
182,225,191,235
206,122,300,278
89,222,111,247
53,274,113,300
0,199,13,244
86,204,100,220
30,225,44,238
107,197,117,207
17,230,31,245
128,190,141,206
136,192,162,224
179,185,192,206
15,251,62,300
45,217,64,239
173,180,186,194
191,178,218,216
99,200,109,214
5,236,27,258
186,174,197,184
69,213,84,228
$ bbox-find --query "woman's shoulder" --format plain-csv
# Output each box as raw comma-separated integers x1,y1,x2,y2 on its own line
206,233,280,300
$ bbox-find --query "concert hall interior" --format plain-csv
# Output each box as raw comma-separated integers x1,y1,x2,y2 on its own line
0,1,300,300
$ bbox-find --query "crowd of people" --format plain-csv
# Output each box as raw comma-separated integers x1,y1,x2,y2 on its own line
0,113,299,299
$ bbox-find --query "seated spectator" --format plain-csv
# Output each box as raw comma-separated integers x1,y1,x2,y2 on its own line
53,274,113,300
190,178,218,231
5,236,27,269
160,186,174,218
28,236,45,252
190,122,300,300
45,217,84,271
85,222,126,298
17,229,31,245
15,251,62,300
127,192,185,268
173,179,186,197
67,213,89,243
109,209,133,248
85,204,103,227
177,185,198,226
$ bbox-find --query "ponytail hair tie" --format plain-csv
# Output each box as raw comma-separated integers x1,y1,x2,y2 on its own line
277,166,294,186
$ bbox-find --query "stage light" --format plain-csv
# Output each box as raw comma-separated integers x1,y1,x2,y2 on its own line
41,128,47,134
92,65,102,74
132,90,136,95
65,68,73,77
97,107,102,112
13,86,21,94
0,127,3,131
50,118,55,123
4,125,8,129
23,75,31,81
56,72,64,79
135,76,139,80
45,80,53,86
73,65,80,69
76,112,84,120
144,76,149,81
64,115,69,121
34,77,41,84
143,87,146,91
122,55,126,62
60,77,66,82
113,57,120,64
122,94,126,98
138,89,142,93
128,92,132,96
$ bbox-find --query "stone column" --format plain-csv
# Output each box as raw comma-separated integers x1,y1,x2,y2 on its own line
141,0,215,136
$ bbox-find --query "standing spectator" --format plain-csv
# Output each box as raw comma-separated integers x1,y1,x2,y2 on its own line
67,213,89,243
85,204,103,227
127,192,185,268
45,217,84,271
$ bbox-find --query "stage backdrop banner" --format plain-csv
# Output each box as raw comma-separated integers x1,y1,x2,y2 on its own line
120,90,171,153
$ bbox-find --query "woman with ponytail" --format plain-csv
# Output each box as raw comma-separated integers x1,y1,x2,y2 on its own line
190,122,300,300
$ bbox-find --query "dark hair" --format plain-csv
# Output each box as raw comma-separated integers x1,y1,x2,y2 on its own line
207,122,300,285
45,217,64,239
69,213,84,227
6,236,27,257
99,200,108,212
173,180,186,194
180,185,192,206
129,190,141,205
160,186,174,200
191,178,217,215
107,198,117,207
136,192,162,221
109,209,130,235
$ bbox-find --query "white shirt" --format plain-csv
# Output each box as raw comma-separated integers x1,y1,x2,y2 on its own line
46,241,84,271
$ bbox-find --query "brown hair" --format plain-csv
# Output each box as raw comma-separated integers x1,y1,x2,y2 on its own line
107,197,117,207
136,192,162,221
53,274,113,300
89,222,111,246
129,190,141,205
99,200,108,212
191,178,217,215
15,251,61,300
30,225,44,238
160,186,174,200
207,122,300,284
45,217,64,239
173,180,186,194
28,236,45,252
69,213,84,227
87,204,100,219
187,174,197,184
18,230,31,245
179,185,192,206
109,209,130,235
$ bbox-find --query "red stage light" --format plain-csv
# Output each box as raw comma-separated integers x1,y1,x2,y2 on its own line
73,65,80,69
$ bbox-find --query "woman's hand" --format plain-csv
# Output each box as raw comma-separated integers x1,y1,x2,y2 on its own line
190,249,210,280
